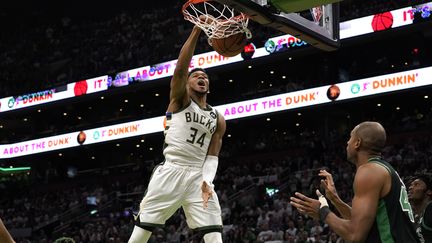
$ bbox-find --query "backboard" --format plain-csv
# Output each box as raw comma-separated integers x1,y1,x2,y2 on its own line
214,0,341,51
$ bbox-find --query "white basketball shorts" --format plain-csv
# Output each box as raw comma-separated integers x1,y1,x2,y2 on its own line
137,161,222,230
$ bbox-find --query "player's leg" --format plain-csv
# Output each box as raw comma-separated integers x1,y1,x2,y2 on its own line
128,227,152,243
182,169,223,243
203,232,223,243
128,163,184,243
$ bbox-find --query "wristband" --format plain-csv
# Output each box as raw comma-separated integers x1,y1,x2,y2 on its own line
319,206,331,221
316,189,329,208
203,155,218,186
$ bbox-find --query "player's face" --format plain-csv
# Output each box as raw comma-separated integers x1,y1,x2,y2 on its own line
408,179,428,201
188,71,209,94
346,127,359,163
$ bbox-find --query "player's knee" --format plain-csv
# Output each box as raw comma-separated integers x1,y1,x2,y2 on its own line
203,232,223,243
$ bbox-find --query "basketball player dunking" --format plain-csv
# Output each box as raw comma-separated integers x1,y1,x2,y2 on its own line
128,23,225,243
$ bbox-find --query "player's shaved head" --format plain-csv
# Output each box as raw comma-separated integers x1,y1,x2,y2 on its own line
354,121,386,154
188,68,207,77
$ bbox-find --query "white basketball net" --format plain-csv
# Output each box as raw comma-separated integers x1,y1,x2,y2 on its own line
182,0,252,40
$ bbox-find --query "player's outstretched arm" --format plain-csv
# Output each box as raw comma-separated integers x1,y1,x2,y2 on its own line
169,26,202,110
0,218,15,243
319,170,352,219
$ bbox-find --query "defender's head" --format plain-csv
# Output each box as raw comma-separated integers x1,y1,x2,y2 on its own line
346,121,387,163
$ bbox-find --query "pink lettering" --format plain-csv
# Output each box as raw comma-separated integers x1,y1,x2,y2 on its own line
224,103,258,116
31,142,45,150
262,99,282,109
3,144,29,155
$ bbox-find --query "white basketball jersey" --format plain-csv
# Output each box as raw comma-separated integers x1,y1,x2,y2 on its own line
163,99,218,167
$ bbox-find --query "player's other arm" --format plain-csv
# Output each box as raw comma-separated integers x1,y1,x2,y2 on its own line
203,113,226,185
203,114,226,185
201,114,226,207
207,113,226,157
323,164,386,242
168,26,202,111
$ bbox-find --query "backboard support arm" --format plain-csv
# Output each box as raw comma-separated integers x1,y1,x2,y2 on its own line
215,0,340,51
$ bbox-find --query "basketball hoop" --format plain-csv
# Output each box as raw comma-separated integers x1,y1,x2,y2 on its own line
182,0,252,43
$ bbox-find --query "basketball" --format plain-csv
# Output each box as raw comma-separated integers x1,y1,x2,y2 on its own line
371,12,393,32
211,33,247,57
77,131,86,145
327,84,341,101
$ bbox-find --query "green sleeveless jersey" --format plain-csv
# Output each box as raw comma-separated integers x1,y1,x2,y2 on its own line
417,201,432,243
366,158,420,243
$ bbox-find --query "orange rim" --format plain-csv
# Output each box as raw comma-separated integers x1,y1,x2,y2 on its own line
182,0,208,13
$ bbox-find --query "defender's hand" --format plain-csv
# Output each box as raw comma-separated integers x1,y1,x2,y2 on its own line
318,170,339,202
201,181,213,209
290,192,321,220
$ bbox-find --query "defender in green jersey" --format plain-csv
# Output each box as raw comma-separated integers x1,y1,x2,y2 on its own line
291,121,420,242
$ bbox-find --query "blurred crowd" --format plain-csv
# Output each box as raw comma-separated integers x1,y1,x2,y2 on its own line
0,0,429,97
2,28,430,144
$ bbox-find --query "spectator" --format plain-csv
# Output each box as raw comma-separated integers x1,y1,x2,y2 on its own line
408,173,432,242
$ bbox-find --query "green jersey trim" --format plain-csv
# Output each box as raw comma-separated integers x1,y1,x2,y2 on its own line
376,199,395,243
